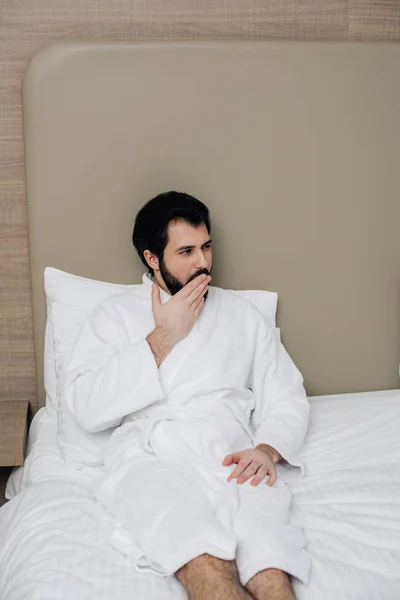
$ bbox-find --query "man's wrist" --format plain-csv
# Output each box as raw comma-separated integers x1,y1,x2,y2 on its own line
255,443,282,464
146,327,174,367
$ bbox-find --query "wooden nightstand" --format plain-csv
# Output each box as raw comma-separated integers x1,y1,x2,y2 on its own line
0,401,29,467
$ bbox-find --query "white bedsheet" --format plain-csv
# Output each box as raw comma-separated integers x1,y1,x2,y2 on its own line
1,389,400,599
5,407,102,498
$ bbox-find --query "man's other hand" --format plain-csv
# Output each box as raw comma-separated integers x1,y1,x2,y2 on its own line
223,448,277,487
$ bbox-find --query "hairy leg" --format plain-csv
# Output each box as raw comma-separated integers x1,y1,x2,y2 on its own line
176,553,253,600
246,568,295,600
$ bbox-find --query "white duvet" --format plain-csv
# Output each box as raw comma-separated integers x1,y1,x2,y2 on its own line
1,389,400,599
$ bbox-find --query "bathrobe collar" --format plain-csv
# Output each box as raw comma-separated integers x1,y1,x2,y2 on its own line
142,272,171,304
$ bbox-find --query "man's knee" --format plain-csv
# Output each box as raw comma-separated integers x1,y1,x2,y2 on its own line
176,553,238,586
259,568,289,581
246,568,293,595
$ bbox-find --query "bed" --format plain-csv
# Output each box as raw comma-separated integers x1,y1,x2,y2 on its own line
1,41,400,599
2,389,400,599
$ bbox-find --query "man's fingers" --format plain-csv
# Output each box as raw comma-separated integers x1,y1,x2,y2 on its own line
189,280,210,308
193,297,205,317
223,454,234,466
151,283,161,305
237,462,260,484
250,466,268,486
223,452,242,467
178,274,209,299
227,458,251,482
191,285,209,311
265,467,278,487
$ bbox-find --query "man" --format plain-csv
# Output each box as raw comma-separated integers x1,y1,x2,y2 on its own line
62,191,311,600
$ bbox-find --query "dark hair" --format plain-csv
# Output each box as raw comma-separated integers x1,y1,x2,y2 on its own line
132,191,211,275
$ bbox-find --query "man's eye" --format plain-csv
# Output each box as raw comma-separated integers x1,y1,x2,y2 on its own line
182,250,191,255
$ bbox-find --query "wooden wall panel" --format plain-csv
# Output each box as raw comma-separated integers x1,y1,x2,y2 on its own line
349,0,400,40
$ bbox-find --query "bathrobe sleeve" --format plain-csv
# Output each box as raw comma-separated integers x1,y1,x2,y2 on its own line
61,301,166,433
249,316,310,481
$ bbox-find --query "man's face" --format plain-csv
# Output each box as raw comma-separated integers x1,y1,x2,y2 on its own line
157,220,212,299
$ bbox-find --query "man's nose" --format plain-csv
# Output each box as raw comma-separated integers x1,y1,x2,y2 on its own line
194,250,208,269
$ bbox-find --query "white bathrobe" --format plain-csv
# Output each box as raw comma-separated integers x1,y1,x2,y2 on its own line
62,273,311,586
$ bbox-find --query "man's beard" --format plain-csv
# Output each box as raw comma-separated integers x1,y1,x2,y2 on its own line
158,257,211,301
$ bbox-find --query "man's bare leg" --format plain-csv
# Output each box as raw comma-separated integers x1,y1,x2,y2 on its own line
176,553,253,600
245,568,295,600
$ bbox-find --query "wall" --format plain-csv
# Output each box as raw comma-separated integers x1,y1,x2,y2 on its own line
0,1,399,410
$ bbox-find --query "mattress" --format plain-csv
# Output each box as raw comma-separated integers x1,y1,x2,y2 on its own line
1,389,400,600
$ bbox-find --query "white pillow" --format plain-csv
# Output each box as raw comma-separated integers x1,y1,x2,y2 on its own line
228,289,277,328
44,267,139,411
44,267,278,469
44,268,140,469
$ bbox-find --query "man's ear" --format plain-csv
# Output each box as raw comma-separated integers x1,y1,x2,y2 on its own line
143,250,159,271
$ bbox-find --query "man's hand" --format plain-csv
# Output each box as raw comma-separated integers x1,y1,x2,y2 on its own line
146,274,211,366
223,447,278,487
151,274,211,346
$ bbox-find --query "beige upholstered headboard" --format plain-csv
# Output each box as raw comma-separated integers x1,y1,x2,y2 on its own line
23,41,400,409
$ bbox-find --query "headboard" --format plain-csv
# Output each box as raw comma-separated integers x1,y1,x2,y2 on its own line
22,41,400,408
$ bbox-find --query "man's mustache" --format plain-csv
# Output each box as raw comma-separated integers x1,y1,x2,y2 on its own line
187,268,211,284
